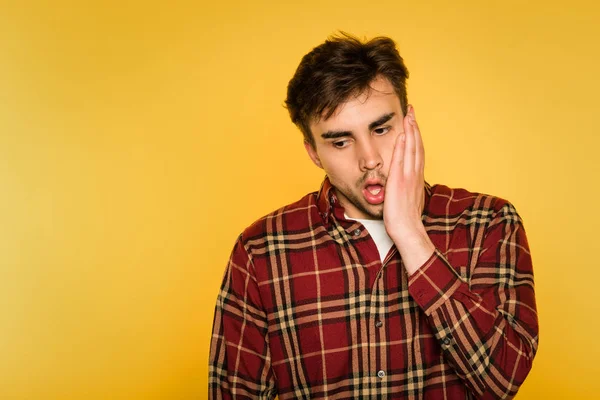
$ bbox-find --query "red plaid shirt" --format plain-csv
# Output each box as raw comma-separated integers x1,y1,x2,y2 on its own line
209,178,538,399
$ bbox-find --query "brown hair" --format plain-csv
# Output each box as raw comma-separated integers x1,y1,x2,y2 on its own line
285,32,410,147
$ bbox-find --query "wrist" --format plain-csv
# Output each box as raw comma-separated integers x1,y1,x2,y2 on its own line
392,230,435,276
388,221,427,246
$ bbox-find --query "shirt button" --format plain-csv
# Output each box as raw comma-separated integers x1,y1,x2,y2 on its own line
443,337,452,346
353,229,361,237
377,370,385,378
375,320,383,328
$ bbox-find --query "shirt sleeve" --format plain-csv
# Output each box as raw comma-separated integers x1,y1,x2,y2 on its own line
408,202,539,399
209,236,277,399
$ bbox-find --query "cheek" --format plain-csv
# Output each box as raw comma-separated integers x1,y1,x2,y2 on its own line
321,160,358,186
320,151,356,174
324,166,351,183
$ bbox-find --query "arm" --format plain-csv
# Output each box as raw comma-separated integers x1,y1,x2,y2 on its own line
209,236,276,399
384,106,538,398
408,202,538,398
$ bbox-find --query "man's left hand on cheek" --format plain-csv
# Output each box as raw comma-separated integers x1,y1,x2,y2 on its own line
383,105,435,276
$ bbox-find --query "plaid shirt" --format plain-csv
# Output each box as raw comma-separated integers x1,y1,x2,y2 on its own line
209,178,538,399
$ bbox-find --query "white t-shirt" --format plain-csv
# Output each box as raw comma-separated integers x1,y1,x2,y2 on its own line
346,215,394,262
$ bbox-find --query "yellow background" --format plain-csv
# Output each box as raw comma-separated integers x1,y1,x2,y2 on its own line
1,0,598,398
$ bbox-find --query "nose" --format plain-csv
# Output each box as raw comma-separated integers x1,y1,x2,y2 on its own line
358,137,383,172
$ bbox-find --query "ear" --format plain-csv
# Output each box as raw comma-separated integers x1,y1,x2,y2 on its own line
304,140,323,169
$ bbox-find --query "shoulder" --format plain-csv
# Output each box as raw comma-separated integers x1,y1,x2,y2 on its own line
239,190,320,245
427,183,521,223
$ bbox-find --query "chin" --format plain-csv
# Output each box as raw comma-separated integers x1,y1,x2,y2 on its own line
370,210,384,220
362,203,384,220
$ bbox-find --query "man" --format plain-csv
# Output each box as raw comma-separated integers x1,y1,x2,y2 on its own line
209,33,538,399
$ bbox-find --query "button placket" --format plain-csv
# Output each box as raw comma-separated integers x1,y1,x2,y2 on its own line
442,334,453,346
371,272,387,382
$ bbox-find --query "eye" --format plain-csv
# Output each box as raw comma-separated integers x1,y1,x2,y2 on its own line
373,126,391,135
332,140,350,149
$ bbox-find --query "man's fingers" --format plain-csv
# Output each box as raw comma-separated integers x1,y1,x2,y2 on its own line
404,106,416,176
412,108,424,173
390,128,406,178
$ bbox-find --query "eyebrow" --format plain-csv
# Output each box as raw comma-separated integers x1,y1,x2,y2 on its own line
368,112,395,130
320,112,396,139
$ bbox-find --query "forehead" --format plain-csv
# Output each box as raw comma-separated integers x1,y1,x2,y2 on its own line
310,77,401,133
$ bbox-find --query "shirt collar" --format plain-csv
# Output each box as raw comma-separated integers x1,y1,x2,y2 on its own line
315,177,336,225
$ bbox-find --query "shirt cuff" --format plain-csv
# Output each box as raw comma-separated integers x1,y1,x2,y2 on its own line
407,249,466,315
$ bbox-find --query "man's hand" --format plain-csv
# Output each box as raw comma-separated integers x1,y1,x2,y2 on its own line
384,105,435,275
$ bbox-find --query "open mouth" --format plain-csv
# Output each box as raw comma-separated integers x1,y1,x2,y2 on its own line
366,185,382,195
363,183,385,205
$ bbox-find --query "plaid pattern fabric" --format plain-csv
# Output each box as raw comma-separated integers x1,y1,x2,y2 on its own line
209,178,538,399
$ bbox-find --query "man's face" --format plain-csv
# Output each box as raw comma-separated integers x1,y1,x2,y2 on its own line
305,77,406,220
